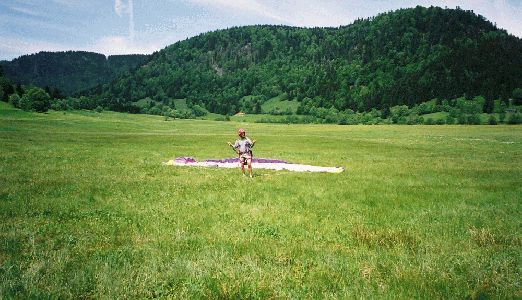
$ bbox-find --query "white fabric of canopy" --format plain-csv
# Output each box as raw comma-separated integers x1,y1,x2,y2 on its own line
163,159,344,173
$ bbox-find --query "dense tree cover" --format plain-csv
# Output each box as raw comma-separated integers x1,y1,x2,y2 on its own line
7,86,51,112
92,6,522,114
0,66,14,102
513,88,522,105
19,87,51,112
257,97,519,125
0,51,149,95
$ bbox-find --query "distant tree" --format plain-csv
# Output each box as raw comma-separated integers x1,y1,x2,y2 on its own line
149,104,163,115
0,72,12,101
424,118,434,125
390,105,409,123
472,96,486,112
487,115,497,125
507,113,521,124
449,108,460,118
1,52,148,96
435,118,445,125
396,116,407,124
381,104,391,119
407,114,423,125
191,104,207,117
500,101,507,112
8,94,21,108
513,88,522,105
417,101,436,114
78,96,96,110
51,87,64,99
254,100,262,114
492,99,503,113
483,97,494,113
467,114,481,125
499,112,506,123
456,97,482,114
4,84,14,101
457,114,468,125
50,98,69,111
338,114,348,125
441,100,451,112
15,83,24,97
19,87,51,112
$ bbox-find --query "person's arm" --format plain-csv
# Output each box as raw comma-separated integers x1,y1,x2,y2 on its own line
228,141,239,154
251,139,256,147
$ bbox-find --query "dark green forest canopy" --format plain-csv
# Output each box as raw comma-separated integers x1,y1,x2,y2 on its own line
93,6,522,114
0,51,149,95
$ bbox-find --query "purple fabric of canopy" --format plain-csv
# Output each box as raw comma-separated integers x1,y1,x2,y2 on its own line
174,157,289,164
175,157,197,163
204,157,289,164
167,157,344,173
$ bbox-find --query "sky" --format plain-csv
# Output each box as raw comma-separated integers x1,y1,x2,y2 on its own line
1,0,521,60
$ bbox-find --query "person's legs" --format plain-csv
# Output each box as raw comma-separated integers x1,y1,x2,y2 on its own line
247,158,253,177
238,156,246,175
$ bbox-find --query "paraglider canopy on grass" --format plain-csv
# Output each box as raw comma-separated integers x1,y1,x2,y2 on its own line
164,157,344,173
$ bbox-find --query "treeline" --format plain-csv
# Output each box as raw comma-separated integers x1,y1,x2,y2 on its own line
0,66,208,119
287,96,521,125
0,51,149,95
92,6,522,115
2,67,520,124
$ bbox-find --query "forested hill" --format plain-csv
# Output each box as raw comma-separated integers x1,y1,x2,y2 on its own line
0,51,149,95
94,6,522,114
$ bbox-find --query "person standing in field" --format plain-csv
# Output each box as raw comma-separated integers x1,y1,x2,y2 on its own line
228,128,256,178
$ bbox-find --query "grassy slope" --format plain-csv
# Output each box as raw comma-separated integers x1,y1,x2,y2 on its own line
134,98,188,110
419,112,518,123
1,104,521,298
421,112,448,120
261,95,300,114
230,114,290,122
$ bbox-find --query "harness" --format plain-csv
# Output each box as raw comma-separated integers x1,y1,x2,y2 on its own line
238,146,253,164
229,135,254,163
235,139,253,164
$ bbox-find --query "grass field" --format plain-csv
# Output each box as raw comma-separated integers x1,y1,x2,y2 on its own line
1,102,521,298
421,112,506,123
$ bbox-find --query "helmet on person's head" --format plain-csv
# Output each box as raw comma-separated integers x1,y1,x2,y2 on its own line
238,128,245,137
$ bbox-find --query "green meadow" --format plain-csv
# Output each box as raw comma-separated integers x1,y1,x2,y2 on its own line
1,102,521,298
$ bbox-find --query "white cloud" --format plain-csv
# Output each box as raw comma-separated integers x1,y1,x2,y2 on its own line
0,35,159,61
183,0,392,27
185,0,286,23
0,37,71,59
266,0,368,27
51,0,89,8
114,0,127,17
87,35,159,56
9,6,45,17
417,0,522,37
114,0,135,41
2,0,521,60
183,0,522,35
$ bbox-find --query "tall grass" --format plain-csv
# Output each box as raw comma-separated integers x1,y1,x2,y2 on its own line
1,104,520,298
